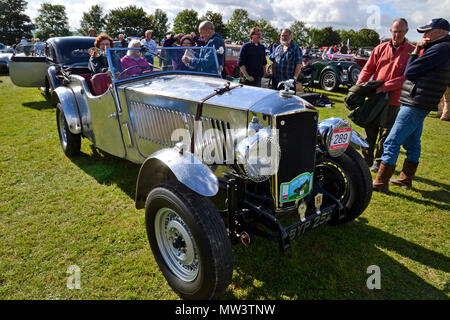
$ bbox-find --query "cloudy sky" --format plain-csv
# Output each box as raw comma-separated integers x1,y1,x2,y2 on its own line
25,0,450,42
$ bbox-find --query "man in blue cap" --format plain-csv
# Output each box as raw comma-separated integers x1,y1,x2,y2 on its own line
373,18,450,193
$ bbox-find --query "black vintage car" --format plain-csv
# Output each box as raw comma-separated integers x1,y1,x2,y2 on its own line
10,36,105,95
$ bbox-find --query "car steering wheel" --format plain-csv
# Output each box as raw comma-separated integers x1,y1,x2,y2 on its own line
117,65,152,80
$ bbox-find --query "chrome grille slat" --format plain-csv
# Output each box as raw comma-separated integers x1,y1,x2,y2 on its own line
161,109,172,145
215,120,225,163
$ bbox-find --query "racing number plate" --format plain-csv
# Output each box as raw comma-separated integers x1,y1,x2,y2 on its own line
330,127,351,150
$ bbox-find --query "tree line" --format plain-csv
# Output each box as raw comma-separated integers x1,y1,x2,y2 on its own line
0,1,380,48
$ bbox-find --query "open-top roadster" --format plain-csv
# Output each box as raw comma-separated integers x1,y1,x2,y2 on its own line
311,60,362,91
16,45,372,299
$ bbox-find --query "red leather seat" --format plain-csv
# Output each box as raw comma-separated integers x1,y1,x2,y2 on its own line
79,73,93,93
90,73,111,96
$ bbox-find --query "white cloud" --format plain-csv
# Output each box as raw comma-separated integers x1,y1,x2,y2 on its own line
24,0,450,42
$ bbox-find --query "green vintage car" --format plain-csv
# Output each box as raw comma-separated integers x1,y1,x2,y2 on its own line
308,60,362,91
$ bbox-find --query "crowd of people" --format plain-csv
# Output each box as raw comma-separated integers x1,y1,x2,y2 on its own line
83,22,226,76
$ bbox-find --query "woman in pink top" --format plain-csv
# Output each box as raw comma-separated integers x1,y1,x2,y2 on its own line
120,39,152,78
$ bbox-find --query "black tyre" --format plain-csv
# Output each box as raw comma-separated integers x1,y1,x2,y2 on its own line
349,64,362,85
320,70,338,91
314,146,372,224
145,181,233,300
56,104,81,157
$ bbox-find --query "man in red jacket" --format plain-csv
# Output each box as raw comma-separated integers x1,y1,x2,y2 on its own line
357,18,415,172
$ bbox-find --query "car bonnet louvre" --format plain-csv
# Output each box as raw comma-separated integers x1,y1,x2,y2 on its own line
129,101,231,163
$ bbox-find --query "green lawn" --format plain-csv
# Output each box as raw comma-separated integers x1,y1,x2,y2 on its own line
0,75,448,299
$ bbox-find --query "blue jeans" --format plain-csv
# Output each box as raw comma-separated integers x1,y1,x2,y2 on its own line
381,105,429,166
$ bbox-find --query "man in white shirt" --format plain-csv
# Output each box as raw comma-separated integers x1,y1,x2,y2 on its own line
141,30,158,65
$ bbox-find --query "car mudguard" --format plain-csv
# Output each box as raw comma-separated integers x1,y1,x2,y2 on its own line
318,118,369,152
135,147,219,209
47,65,62,93
350,129,369,149
53,86,82,134
320,64,340,78
322,63,352,86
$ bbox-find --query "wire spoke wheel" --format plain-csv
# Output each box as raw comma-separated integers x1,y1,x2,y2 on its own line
321,71,337,91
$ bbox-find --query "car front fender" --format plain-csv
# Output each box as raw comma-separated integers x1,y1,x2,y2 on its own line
53,86,82,134
47,65,62,93
350,129,369,149
320,65,340,79
135,148,219,209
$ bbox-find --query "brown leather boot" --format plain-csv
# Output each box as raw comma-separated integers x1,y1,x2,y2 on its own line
373,162,395,193
390,160,418,190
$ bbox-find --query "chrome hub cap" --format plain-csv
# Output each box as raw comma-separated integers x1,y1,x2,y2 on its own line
155,208,199,281
324,74,336,88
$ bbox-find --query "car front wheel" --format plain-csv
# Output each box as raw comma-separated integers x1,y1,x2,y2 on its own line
145,181,233,300
320,70,338,91
56,104,81,157
314,146,372,224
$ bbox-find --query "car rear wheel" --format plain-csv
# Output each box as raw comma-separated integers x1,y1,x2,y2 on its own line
314,146,372,224
320,70,338,91
56,104,81,157
145,181,233,300
349,64,362,85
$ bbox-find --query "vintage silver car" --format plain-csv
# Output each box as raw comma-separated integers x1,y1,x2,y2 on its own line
15,46,373,299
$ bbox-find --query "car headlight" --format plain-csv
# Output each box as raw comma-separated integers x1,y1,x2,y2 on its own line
236,126,281,182
342,69,348,80
318,118,352,157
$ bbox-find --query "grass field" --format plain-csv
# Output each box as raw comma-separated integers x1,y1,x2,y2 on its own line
0,74,448,300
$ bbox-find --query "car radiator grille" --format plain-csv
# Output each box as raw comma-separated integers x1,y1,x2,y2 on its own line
275,111,318,208
129,101,231,163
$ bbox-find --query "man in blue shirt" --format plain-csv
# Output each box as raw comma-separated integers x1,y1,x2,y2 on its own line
182,21,225,75
141,30,158,65
238,27,269,87
270,28,302,91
